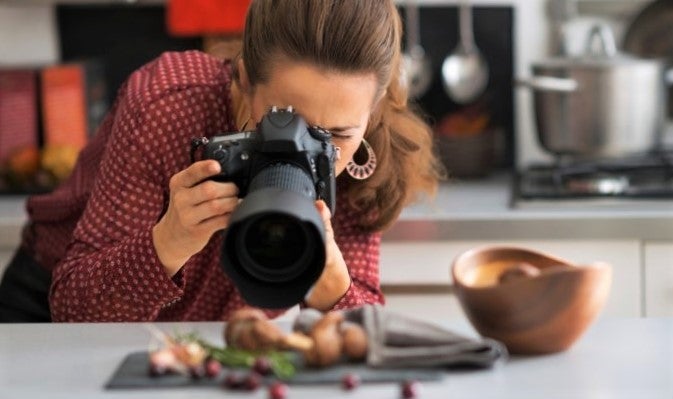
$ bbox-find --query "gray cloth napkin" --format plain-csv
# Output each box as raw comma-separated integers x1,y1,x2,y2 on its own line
294,305,507,369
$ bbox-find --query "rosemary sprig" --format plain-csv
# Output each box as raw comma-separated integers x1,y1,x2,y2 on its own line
192,336,297,380
199,340,296,380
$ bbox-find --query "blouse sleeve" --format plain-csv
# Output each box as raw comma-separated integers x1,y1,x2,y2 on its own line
330,225,385,310
49,84,218,322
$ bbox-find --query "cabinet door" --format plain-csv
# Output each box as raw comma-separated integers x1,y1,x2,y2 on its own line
0,227,21,278
644,242,673,317
0,248,14,278
380,239,641,320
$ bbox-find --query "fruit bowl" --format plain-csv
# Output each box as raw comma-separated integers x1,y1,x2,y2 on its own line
451,245,612,354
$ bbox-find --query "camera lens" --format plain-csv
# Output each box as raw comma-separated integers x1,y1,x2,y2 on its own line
216,109,335,308
237,213,314,282
221,184,326,308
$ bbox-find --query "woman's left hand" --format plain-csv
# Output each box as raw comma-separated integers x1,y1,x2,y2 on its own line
304,200,351,310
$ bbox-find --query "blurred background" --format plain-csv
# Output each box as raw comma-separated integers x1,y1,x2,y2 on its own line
0,0,516,193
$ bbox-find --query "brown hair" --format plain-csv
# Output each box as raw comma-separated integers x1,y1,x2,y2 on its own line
239,0,444,231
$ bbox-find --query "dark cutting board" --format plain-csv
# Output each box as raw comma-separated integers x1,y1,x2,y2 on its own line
105,351,444,389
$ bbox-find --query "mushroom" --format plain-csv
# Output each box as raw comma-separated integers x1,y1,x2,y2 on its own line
498,262,541,284
303,311,344,367
224,308,285,351
224,307,315,352
340,321,368,361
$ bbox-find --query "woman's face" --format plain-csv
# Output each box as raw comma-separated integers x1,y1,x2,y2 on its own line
243,60,379,176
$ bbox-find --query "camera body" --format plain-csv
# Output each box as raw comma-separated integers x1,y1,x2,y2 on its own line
194,106,336,214
191,107,337,308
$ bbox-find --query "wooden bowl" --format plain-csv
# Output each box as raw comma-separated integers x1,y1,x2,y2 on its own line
451,245,612,354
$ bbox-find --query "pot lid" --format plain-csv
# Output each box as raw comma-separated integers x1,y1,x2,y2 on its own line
534,23,662,69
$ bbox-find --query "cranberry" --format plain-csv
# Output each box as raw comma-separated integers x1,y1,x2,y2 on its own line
341,373,361,390
148,363,168,378
204,359,222,378
253,356,273,376
268,381,288,399
400,379,421,399
189,364,206,380
244,372,262,391
222,371,245,389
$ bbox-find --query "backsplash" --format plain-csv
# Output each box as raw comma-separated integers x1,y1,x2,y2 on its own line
401,5,514,168
57,5,202,106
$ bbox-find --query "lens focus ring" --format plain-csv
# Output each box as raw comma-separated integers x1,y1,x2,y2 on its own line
248,163,316,199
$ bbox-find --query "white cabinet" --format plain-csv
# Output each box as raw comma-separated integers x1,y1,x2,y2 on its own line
0,247,15,279
0,239,18,278
380,239,642,320
644,242,673,317
0,197,25,278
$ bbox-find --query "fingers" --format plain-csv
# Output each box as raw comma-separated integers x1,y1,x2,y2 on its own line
167,161,240,236
189,196,240,225
315,200,332,220
315,200,334,238
193,180,239,206
170,160,221,189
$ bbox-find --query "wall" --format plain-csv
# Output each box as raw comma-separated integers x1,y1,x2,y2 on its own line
2,1,645,168
0,0,552,168
412,0,551,167
0,4,58,65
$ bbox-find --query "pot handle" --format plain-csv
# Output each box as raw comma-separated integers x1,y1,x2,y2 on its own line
516,76,578,92
584,23,617,58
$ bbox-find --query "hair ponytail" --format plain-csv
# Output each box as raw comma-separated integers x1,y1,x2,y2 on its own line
241,0,444,231
347,49,445,231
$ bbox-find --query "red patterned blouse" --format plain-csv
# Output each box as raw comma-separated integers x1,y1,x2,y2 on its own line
22,51,384,322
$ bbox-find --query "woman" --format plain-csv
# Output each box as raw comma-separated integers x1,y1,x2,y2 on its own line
0,0,443,322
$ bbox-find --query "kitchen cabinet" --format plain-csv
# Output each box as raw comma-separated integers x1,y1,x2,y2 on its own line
380,240,642,320
0,198,25,279
0,239,18,278
644,242,673,317
0,248,13,278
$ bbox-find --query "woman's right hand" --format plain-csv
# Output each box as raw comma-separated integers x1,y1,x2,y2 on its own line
152,160,240,277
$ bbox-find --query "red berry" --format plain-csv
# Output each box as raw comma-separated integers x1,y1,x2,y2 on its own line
204,359,222,378
253,356,273,376
341,373,361,390
148,363,168,377
268,381,288,399
401,380,421,399
189,364,206,380
222,371,245,389
244,372,262,391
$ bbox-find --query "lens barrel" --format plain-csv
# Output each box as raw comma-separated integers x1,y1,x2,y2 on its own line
221,163,326,308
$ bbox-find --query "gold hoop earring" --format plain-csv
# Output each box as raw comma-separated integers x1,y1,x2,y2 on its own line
346,139,377,180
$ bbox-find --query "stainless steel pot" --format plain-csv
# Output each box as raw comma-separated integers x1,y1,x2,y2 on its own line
519,24,668,158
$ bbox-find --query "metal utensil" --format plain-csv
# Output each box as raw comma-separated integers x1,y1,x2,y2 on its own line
402,0,432,98
518,23,668,158
441,0,489,104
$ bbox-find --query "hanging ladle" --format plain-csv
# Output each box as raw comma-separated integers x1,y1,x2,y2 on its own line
441,0,489,104
402,0,432,98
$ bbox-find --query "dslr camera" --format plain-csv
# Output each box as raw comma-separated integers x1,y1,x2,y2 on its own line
191,107,337,308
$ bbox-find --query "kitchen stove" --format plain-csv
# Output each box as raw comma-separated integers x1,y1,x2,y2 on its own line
513,151,673,207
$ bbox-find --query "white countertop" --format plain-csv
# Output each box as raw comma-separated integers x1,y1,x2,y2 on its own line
387,173,673,241
0,317,671,398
